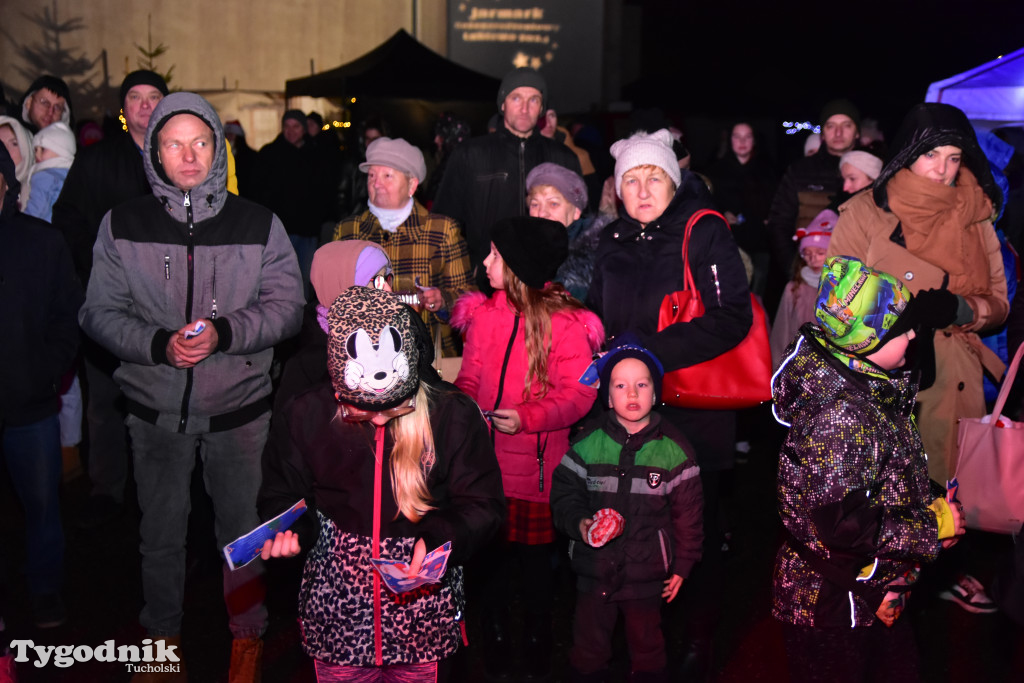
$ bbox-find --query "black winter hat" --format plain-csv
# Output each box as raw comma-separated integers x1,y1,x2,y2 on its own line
119,70,169,107
497,67,547,110
820,98,861,130
490,216,568,289
282,109,307,127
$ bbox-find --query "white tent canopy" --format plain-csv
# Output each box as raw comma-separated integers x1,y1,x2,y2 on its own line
926,46,1024,131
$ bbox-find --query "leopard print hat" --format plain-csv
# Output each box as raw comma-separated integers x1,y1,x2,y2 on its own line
327,286,420,410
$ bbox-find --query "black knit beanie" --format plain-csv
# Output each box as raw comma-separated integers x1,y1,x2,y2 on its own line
490,216,568,290
282,109,307,127
820,98,861,130
497,68,547,110
119,70,169,107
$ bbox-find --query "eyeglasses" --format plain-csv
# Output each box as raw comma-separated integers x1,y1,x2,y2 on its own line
32,96,65,116
337,395,416,423
372,272,394,290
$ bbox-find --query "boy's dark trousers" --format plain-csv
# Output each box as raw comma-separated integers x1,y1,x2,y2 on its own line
569,591,667,681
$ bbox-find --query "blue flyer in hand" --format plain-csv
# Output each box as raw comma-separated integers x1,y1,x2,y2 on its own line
223,499,307,571
370,541,452,594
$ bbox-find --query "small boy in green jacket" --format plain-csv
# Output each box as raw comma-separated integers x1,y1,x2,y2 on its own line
551,336,703,682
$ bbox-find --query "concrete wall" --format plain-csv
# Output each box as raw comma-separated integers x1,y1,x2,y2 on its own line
1,0,448,121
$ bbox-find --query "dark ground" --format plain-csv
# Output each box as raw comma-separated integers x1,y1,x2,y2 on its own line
3,404,1024,682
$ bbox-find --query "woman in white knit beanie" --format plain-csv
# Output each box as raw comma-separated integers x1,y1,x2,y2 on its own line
839,150,883,194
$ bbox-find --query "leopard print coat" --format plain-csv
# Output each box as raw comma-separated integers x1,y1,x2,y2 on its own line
299,511,466,666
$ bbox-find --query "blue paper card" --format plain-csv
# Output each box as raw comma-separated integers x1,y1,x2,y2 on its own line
223,499,307,571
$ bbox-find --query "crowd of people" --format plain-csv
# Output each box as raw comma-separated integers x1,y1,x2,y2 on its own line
1,62,1023,683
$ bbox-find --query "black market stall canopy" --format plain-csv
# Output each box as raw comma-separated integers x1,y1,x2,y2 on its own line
285,30,500,102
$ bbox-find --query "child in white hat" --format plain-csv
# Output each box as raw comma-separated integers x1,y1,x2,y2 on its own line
25,121,76,222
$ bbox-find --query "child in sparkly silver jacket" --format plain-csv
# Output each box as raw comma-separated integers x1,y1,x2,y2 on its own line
772,257,966,682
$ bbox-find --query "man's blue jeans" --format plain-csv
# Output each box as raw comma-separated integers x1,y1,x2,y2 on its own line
289,233,317,301
2,414,64,596
128,413,270,638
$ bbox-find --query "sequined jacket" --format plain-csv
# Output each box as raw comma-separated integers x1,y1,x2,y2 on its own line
771,325,942,628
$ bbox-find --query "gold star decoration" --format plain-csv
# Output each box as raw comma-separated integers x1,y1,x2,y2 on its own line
512,52,530,68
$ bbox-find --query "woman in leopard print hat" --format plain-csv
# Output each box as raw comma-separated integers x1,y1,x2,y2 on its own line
258,286,506,681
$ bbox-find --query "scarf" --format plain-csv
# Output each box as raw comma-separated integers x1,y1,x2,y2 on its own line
31,156,74,173
800,265,819,289
886,166,994,296
368,198,414,233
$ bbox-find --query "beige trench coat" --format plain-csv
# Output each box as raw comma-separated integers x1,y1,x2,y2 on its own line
827,191,1008,483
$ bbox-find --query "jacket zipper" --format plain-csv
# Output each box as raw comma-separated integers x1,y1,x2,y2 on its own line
711,264,722,307
372,425,385,666
211,256,218,319
178,191,195,433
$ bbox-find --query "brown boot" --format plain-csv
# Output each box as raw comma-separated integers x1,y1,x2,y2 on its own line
129,635,187,682
228,637,262,683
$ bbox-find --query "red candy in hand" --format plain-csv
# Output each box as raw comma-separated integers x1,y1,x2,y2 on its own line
587,508,625,547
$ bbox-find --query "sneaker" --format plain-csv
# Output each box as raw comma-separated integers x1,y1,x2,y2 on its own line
939,574,998,614
31,593,67,629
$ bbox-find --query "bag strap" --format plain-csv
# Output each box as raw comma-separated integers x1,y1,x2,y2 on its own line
992,342,1024,423
679,208,729,294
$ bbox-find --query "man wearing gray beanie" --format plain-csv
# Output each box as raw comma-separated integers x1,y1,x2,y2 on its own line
433,67,580,288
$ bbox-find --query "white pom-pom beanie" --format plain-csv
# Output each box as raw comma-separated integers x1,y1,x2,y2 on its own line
610,128,681,198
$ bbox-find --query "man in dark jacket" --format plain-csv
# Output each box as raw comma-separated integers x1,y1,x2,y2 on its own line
79,92,304,680
432,68,582,279
765,98,860,312
0,143,83,629
51,70,169,527
256,109,335,299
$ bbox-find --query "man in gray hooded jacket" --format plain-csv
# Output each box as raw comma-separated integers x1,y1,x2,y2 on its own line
80,92,303,681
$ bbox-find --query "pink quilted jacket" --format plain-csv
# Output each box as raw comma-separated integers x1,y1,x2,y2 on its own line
452,291,603,503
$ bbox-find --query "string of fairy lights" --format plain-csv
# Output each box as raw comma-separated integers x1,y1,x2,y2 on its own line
783,121,820,135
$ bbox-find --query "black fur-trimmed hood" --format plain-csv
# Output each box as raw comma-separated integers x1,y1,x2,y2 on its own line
873,103,1001,214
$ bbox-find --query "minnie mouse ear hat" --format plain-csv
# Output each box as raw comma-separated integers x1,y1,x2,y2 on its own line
327,287,421,410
